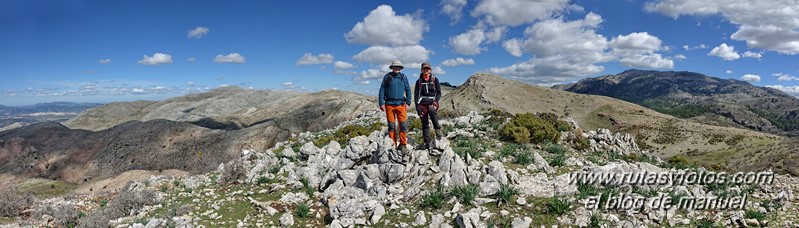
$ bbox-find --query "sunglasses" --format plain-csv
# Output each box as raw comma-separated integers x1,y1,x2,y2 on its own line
423,67,431,70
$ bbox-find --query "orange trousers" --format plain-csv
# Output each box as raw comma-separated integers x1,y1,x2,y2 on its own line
385,104,408,146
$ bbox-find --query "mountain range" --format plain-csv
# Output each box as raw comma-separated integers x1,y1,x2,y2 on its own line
554,69,799,136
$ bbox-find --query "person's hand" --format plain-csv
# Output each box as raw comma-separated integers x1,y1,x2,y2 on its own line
406,103,411,109
380,105,385,111
433,101,439,111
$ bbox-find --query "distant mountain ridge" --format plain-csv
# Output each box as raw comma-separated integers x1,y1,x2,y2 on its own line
556,69,799,136
0,102,102,115
0,87,381,183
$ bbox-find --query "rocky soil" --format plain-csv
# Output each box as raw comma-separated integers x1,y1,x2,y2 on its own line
4,112,797,227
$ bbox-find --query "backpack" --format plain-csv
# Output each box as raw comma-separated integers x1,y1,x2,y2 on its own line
384,72,405,87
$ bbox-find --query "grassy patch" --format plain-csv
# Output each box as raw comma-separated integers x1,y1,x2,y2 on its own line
496,184,518,205
545,196,572,216
745,209,765,221
420,184,447,210
452,136,485,159
450,184,480,206
296,203,311,218
515,150,534,166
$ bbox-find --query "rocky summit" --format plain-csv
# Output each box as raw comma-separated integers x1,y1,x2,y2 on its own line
4,111,797,227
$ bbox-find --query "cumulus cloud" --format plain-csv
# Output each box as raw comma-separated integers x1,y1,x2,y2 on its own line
282,82,294,89
609,32,674,69
213,53,246,64
441,58,475,67
726,70,734,74
449,25,507,55
740,74,761,82
471,0,576,26
353,45,430,65
646,0,799,54
137,53,173,65
99,59,111,64
502,38,523,57
186,81,195,86
488,12,677,84
743,51,763,59
333,61,356,70
187,26,209,39
345,5,427,47
765,85,799,96
296,53,334,65
774,73,799,81
441,0,468,24
674,54,687,60
708,43,741,61
358,68,386,81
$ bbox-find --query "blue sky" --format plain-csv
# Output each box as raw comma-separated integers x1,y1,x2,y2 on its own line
2,0,799,105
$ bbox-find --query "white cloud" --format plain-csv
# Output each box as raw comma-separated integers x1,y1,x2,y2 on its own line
726,70,734,74
187,57,196,62
708,43,741,61
441,58,476,67
740,74,761,82
502,38,523,57
131,88,146,94
353,45,430,65
490,12,612,81
358,80,371,85
449,25,507,55
674,54,687,60
609,32,674,69
682,44,707,50
471,0,575,26
137,53,173,65
186,81,195,86
433,67,447,75
743,51,763,59
296,53,334,65
282,82,294,89
345,5,427,47
333,61,357,75
774,73,799,81
333,61,356,70
646,0,799,54
358,68,385,81
99,59,111,64
187,26,210,39
213,53,246,64
441,0,468,24
765,85,799,96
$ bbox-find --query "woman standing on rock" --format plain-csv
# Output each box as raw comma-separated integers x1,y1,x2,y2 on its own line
414,62,442,150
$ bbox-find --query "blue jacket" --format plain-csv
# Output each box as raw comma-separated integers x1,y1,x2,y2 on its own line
379,72,411,106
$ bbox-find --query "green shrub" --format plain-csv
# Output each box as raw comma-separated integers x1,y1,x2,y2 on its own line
544,144,566,155
695,218,718,228
546,196,572,215
257,176,270,185
217,159,246,185
313,123,384,149
589,212,602,228
497,184,519,205
515,150,534,166
555,120,572,132
548,153,566,167
577,183,600,200
296,203,311,218
99,199,108,207
453,136,484,159
450,184,480,206
497,143,519,159
299,177,315,197
663,155,694,169
500,113,560,144
420,185,447,209
745,210,765,221
537,113,558,125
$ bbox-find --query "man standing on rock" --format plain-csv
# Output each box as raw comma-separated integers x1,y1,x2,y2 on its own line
414,62,442,150
379,60,412,154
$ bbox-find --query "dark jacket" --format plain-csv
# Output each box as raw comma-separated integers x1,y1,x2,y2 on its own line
413,74,441,106
379,72,412,106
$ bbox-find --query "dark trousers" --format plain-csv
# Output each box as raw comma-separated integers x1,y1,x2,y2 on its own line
418,104,440,144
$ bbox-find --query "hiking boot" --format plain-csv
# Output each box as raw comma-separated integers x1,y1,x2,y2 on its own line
415,143,430,150
435,129,442,140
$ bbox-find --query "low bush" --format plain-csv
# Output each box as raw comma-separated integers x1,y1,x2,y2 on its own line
0,188,34,217
499,113,560,144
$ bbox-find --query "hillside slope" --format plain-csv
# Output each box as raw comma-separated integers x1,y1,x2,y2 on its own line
559,69,799,136
441,73,794,173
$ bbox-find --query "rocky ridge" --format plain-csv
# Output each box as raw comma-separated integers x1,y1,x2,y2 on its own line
6,112,797,227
